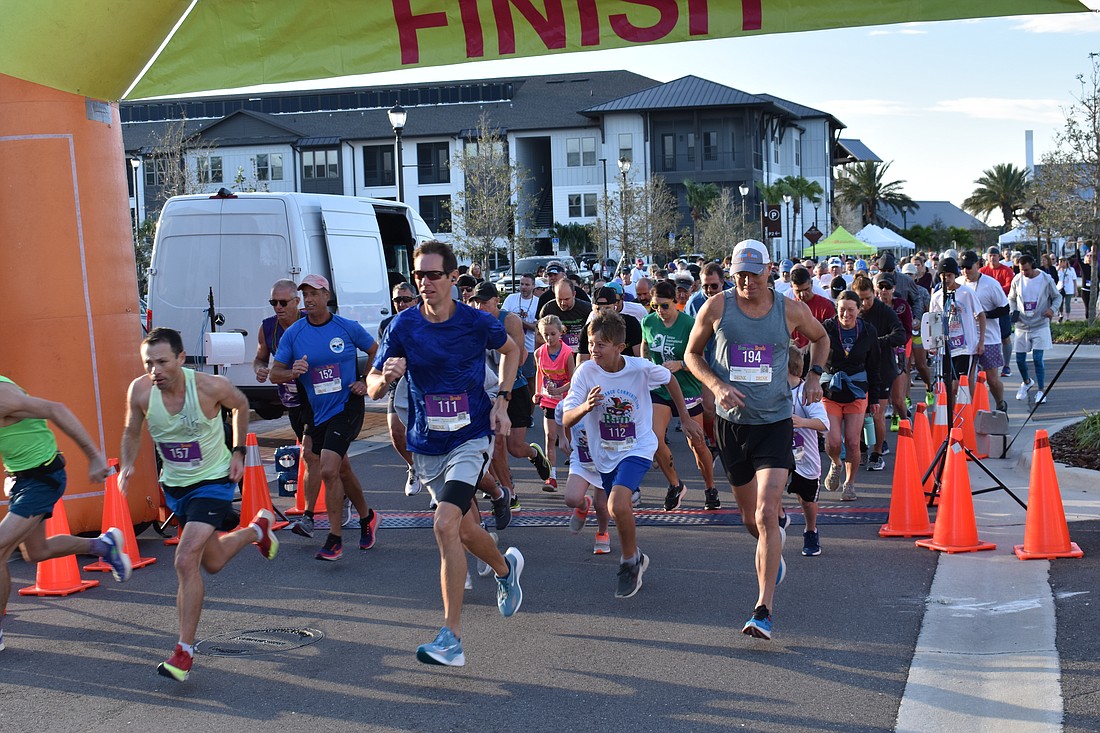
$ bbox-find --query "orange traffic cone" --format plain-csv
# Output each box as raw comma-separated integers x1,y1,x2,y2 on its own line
1014,430,1083,559
974,371,991,415
957,376,977,460
879,420,933,538
85,463,156,572
19,498,100,596
916,428,997,554
237,433,289,531
913,403,935,494
930,383,949,451
283,443,325,516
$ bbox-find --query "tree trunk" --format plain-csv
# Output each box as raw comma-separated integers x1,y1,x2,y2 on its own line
1090,240,1099,325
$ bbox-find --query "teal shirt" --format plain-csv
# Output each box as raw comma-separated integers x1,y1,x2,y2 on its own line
642,311,702,402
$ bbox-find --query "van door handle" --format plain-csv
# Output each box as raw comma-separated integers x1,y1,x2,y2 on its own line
381,308,389,315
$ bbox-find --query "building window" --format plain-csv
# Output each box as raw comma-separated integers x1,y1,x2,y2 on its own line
752,134,763,170
773,140,780,165
419,194,451,233
795,133,801,167
254,153,283,181
197,155,222,184
303,149,339,179
144,158,169,187
566,136,596,167
363,145,394,186
686,133,695,164
568,193,597,218
417,141,450,184
618,133,632,163
703,131,718,162
662,134,675,170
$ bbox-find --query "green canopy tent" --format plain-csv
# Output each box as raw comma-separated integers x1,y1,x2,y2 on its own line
809,227,878,258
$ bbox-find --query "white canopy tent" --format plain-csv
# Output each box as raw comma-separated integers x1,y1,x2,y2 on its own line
999,226,1069,255
856,224,913,253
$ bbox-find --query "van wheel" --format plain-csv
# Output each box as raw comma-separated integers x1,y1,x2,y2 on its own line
254,404,285,421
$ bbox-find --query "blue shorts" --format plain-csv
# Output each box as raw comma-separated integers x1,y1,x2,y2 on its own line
164,480,236,528
7,465,67,519
600,455,652,495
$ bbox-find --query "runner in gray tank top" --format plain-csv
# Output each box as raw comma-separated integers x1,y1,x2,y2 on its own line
685,240,828,641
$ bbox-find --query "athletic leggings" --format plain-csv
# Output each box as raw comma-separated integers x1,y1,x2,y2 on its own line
1016,350,1046,391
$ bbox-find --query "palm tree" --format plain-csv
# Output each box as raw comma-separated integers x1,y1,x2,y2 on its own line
683,179,720,247
961,163,1030,233
776,175,824,257
834,161,917,227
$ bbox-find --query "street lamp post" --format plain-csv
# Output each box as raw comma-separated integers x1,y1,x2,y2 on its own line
813,202,820,261
600,157,609,274
738,183,749,240
618,156,631,263
129,157,141,248
387,102,407,203
782,193,792,260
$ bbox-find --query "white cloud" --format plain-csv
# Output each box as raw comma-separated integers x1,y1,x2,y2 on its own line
819,99,913,116
1013,9,1100,34
932,97,1064,124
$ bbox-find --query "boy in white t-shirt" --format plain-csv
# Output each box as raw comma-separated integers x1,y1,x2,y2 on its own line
563,312,703,598
785,346,829,557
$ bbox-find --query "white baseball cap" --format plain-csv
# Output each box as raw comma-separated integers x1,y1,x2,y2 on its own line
730,240,771,275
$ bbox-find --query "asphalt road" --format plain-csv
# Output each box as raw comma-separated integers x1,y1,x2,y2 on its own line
2,348,1098,732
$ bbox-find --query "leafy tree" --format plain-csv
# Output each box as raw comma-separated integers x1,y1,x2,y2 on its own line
134,217,156,296
961,163,1030,233
696,187,754,261
834,161,917,227
776,175,824,259
447,112,537,273
548,221,594,258
144,115,218,215
683,179,720,247
597,172,681,265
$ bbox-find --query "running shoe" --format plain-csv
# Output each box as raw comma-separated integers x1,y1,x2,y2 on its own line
542,477,558,492
1016,379,1035,401
631,489,641,508
290,515,314,538
315,535,343,561
464,571,473,591
703,488,721,510
663,482,687,511
803,530,821,557
359,508,379,550
429,497,438,511
496,547,525,617
615,553,649,598
529,443,552,481
157,644,193,682
416,626,465,667
824,463,842,493
509,492,521,511
925,391,935,407
477,532,498,577
866,454,885,472
778,511,791,531
593,532,611,555
491,493,512,531
1036,389,1046,405
840,484,857,502
252,509,279,560
99,527,133,582
776,554,786,586
0,619,5,652
890,414,900,432
404,465,422,497
997,400,1009,413
880,442,891,456
341,497,354,528
570,495,592,534
742,605,772,640
1002,366,1011,378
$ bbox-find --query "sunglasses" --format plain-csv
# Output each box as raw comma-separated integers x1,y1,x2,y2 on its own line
392,296,416,304
268,299,294,307
459,286,474,292
703,283,722,292
651,302,673,310
414,270,447,281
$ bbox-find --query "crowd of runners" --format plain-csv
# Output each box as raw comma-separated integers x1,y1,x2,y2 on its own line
0,238,1069,675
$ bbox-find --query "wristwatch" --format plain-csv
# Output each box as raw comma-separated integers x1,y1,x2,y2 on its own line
809,365,824,376
497,390,512,401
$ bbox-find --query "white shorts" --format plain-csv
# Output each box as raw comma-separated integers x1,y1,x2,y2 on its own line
1013,324,1053,353
414,436,491,496
568,459,602,489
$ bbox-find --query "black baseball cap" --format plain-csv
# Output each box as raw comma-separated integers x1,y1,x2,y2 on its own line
959,250,981,270
456,274,478,289
939,257,961,276
470,281,500,300
593,286,620,305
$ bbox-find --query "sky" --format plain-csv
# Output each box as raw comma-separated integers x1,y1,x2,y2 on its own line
200,4,1100,226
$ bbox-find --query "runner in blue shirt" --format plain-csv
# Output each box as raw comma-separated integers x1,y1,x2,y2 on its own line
367,240,524,668
271,274,379,561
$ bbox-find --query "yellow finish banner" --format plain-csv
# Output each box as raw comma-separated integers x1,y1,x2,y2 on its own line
0,0,1089,101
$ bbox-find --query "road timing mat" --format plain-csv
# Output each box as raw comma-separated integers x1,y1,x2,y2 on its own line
299,505,893,531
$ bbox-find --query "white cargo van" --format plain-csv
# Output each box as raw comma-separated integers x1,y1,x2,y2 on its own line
147,191,435,418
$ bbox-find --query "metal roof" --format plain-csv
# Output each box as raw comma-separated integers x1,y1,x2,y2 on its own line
836,138,882,163
879,201,991,230
582,75,770,114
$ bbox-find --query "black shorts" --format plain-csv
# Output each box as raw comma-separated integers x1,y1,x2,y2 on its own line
786,471,819,504
507,383,534,429
287,403,311,441
651,391,704,418
310,395,365,457
177,496,237,530
542,405,558,420
715,417,794,487
948,354,974,382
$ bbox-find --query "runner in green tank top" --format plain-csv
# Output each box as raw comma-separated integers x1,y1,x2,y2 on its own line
0,375,130,654
641,280,715,512
685,240,828,642
120,328,279,682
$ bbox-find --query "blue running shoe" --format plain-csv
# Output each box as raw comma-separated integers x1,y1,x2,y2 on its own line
100,527,133,582
496,547,524,617
742,605,773,640
776,554,786,586
778,511,791,531
416,627,465,667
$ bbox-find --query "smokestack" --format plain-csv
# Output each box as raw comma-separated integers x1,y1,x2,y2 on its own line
1025,130,1034,175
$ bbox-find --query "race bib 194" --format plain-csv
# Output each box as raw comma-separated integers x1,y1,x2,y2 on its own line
729,343,773,383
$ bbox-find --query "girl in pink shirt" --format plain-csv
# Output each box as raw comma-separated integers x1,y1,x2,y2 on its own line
533,315,574,490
